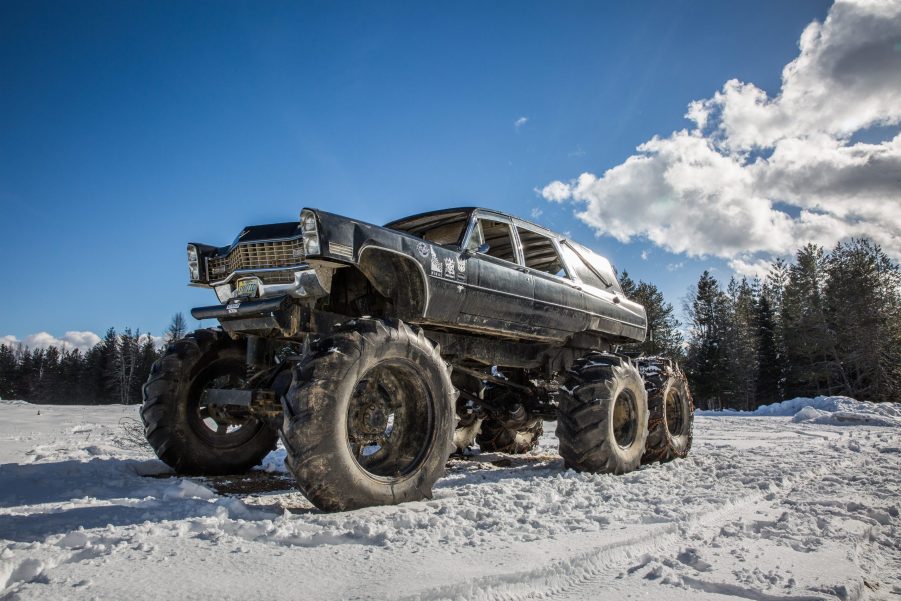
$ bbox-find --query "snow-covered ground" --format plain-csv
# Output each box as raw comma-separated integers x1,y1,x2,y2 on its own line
1,399,900,601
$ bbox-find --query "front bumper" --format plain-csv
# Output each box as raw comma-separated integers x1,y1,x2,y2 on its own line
192,265,332,327
211,266,331,304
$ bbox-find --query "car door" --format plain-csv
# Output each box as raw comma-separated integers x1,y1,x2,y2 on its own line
513,224,590,338
557,241,645,338
455,214,539,336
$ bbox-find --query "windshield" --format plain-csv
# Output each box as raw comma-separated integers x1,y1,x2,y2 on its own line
385,209,473,246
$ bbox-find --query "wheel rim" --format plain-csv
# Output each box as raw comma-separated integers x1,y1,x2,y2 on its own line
187,359,261,449
612,390,638,448
665,389,685,436
346,360,434,480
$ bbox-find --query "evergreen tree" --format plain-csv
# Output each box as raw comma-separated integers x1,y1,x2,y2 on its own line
781,244,843,397
165,313,188,344
723,278,759,410
0,344,18,400
35,345,62,403
755,291,781,405
823,239,901,402
87,328,119,403
131,334,160,404
60,348,86,404
14,348,36,401
685,271,729,410
619,271,684,360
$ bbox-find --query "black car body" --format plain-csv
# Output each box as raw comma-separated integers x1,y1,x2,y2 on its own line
142,206,694,513
187,207,646,370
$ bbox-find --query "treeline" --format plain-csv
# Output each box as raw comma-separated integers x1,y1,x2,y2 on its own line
0,328,161,404
684,239,901,409
3,243,898,410
0,315,188,404
620,238,899,410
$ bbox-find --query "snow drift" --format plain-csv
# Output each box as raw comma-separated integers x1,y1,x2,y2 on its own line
698,395,901,427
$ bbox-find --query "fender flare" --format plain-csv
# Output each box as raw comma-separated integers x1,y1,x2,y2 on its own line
356,245,430,318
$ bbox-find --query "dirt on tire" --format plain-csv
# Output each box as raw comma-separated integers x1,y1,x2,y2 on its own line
637,357,694,464
556,353,649,474
280,319,457,512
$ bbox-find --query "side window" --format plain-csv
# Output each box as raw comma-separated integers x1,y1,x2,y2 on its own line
559,242,608,289
469,219,517,263
516,228,568,278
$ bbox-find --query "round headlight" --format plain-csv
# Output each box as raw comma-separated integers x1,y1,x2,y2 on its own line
187,245,200,280
303,235,320,255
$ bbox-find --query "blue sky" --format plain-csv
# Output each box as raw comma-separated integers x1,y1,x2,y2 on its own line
0,0,858,344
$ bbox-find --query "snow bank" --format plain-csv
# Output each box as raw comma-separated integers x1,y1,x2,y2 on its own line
698,396,901,427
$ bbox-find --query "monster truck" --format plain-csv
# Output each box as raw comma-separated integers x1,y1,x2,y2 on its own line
142,207,694,511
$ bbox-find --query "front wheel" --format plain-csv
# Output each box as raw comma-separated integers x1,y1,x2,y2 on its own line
140,329,279,475
280,319,457,512
556,354,648,474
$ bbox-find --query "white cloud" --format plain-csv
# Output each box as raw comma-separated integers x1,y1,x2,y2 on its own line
541,0,901,268
667,261,685,272
729,256,775,279
640,250,650,260
1,331,102,352
539,181,572,203
530,207,543,219
514,116,528,130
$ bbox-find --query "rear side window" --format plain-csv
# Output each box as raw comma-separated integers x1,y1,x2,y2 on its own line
559,242,610,290
516,228,568,277
468,219,518,263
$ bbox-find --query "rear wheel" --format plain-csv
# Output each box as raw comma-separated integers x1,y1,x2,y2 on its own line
556,353,648,474
477,415,543,454
638,357,694,464
280,319,457,512
141,329,278,475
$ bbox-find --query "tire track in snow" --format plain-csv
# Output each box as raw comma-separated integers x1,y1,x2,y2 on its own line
400,453,852,601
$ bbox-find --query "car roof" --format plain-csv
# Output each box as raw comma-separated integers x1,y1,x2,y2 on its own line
385,207,561,240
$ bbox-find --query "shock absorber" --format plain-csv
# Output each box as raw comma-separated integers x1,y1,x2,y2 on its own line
245,335,268,380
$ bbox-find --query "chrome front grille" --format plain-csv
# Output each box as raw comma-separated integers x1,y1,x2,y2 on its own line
207,238,304,282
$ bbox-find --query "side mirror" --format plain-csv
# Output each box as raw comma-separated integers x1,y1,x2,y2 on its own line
461,243,490,259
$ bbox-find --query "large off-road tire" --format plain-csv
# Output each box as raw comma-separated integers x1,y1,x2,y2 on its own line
280,319,457,512
557,353,649,474
141,329,279,475
637,357,694,464
476,417,543,454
